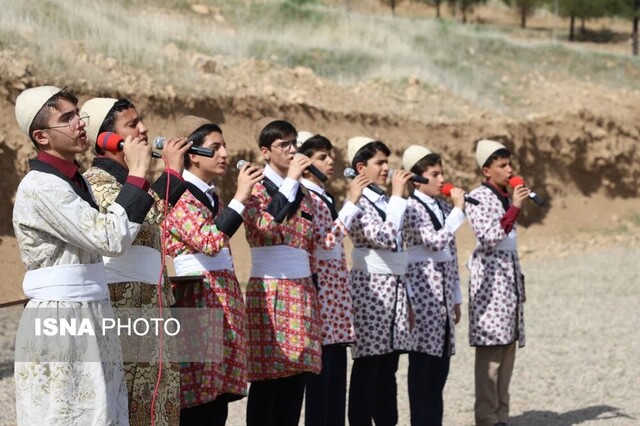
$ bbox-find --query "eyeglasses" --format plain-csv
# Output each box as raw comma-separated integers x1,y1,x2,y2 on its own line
271,139,297,151
42,114,90,131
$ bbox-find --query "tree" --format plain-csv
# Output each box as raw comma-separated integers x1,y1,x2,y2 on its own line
610,0,640,55
556,0,607,41
413,0,445,19
502,0,544,28
381,0,405,16
447,0,487,23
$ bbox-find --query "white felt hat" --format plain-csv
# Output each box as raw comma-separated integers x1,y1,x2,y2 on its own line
80,98,118,144
347,136,376,165
476,139,507,168
15,86,62,136
402,144,433,171
296,131,314,148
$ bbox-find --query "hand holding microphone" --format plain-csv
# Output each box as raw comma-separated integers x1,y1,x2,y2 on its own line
97,132,154,178
389,168,429,185
344,168,385,196
291,153,328,182
235,160,264,203
153,136,214,158
509,176,544,207
442,183,480,206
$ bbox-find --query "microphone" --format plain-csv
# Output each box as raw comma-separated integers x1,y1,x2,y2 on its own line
236,160,249,170
294,153,328,182
509,176,544,206
441,183,480,205
389,168,429,185
343,167,385,196
97,132,161,158
153,136,214,158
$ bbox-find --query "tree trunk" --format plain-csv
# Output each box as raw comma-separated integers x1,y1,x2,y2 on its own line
580,17,586,34
462,6,467,23
569,15,575,41
391,0,396,17
436,2,441,19
521,7,526,28
633,15,639,56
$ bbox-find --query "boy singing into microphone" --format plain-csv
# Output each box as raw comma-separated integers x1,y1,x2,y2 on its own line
243,119,321,426
346,136,413,426
81,97,192,426
296,134,369,426
466,139,531,426
401,145,465,426
164,116,262,425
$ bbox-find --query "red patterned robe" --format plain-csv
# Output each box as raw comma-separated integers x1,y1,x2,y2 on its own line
163,183,248,407
466,183,526,348
242,176,322,381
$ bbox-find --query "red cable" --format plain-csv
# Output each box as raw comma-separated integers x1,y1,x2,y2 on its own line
150,157,172,426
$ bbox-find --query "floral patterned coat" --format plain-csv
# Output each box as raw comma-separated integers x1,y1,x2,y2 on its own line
466,184,526,348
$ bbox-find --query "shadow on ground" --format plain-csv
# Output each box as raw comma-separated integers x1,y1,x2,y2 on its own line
511,405,635,425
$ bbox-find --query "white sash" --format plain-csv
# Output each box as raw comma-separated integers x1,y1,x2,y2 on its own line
494,229,518,252
315,245,343,262
250,246,311,279
103,245,162,285
351,248,408,276
407,245,455,264
23,263,109,302
173,249,234,275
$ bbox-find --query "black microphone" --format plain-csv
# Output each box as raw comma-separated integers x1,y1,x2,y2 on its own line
153,136,214,158
343,167,385,196
294,153,328,183
509,176,544,207
441,183,480,205
97,132,161,158
389,168,429,184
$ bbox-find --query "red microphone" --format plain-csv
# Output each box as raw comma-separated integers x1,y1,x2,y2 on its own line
441,183,480,205
509,176,544,206
96,132,161,158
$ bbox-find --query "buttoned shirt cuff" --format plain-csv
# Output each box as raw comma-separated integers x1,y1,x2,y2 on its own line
279,178,300,202
126,175,150,192
386,196,407,229
444,207,465,234
337,200,360,230
228,199,246,215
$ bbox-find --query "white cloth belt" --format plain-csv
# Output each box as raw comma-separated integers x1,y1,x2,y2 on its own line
250,246,311,279
173,249,234,275
314,245,343,262
351,248,408,276
407,245,455,264
103,245,162,285
23,263,109,302
494,229,518,252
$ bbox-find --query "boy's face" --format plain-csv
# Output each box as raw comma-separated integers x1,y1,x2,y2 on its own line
482,156,513,187
261,133,297,170
191,131,227,177
34,98,89,162
356,150,389,187
415,163,444,197
308,149,334,179
114,107,148,142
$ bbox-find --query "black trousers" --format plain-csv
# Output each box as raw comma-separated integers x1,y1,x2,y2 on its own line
348,352,400,426
407,351,451,426
180,396,229,426
305,345,348,426
246,374,307,426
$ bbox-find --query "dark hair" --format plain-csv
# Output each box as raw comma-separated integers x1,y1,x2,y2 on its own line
410,153,442,176
298,135,333,157
29,88,79,148
94,99,136,154
351,141,390,170
185,123,223,169
259,120,297,149
482,148,511,168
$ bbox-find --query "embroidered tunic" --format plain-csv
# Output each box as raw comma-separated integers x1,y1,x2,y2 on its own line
403,192,464,357
349,189,411,358
84,158,186,425
163,171,248,407
301,178,357,346
242,166,322,380
13,158,153,426
466,184,526,347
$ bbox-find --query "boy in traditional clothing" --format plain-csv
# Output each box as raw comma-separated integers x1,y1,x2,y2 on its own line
81,98,192,426
243,119,321,426
346,136,413,426
402,145,466,426
466,139,530,426
164,116,262,425
297,134,369,426
12,86,154,425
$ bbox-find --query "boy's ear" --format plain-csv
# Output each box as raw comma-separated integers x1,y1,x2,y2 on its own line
355,161,365,174
481,166,492,179
260,146,270,161
32,129,50,149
